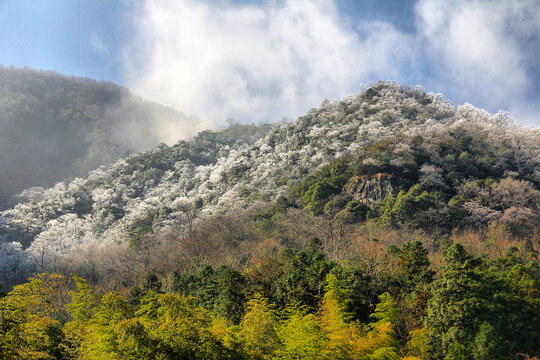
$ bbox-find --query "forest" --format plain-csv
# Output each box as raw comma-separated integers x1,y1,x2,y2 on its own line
0,237,538,359
0,82,539,359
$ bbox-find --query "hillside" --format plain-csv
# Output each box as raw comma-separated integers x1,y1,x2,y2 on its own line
1,82,539,360
1,81,539,278
0,66,199,206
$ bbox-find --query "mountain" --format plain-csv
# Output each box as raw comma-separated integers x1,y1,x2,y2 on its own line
1,81,539,284
1,80,538,360
0,66,200,206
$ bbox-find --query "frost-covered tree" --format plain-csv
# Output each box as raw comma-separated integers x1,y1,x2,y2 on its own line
0,81,538,285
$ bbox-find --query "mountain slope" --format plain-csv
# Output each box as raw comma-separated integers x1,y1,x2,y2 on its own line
1,81,539,279
0,66,199,205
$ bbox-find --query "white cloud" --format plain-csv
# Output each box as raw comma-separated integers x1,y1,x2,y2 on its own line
122,0,540,130
416,0,540,124
123,0,411,127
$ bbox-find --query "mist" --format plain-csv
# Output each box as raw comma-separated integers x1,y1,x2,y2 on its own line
0,66,205,206
109,94,213,151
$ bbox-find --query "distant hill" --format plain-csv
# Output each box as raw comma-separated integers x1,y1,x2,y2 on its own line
0,66,201,205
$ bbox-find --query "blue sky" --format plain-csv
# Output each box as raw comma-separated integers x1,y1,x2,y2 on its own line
1,0,539,126
0,0,129,82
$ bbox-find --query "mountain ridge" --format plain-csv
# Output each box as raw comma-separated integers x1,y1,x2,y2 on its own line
1,81,539,285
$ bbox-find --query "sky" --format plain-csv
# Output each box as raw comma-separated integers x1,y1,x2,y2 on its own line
1,0,539,127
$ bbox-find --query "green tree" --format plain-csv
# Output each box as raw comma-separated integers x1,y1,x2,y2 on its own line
396,241,434,293
404,327,429,359
486,247,540,358
240,294,281,359
67,276,99,323
303,181,340,215
170,265,247,323
426,244,494,359
370,293,400,329
393,241,433,338
78,292,133,360
318,274,363,360
275,304,323,360
275,239,336,310
331,263,382,323
122,293,233,360
64,276,100,358
378,184,445,229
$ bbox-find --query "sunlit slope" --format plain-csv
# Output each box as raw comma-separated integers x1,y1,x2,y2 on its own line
1,82,539,256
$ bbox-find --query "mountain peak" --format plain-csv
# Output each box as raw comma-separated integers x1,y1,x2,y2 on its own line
1,82,539,286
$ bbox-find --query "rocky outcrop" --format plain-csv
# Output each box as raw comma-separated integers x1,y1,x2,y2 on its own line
344,173,395,205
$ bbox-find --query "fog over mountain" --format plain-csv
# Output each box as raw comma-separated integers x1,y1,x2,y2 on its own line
0,66,207,206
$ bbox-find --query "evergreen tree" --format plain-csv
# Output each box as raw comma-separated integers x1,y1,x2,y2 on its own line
170,265,247,323
426,244,495,359
275,238,336,310
396,241,434,293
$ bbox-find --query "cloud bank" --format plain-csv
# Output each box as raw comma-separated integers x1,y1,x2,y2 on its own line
123,0,540,130
416,0,540,124
123,0,411,127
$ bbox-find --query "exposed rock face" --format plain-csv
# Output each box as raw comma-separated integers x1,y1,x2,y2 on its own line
344,173,395,205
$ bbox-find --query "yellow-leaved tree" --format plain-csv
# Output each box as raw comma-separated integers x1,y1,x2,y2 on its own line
355,292,401,360
240,293,281,359
318,274,363,360
0,273,69,360
64,275,100,359
402,327,429,359
122,292,232,360
274,304,323,360
76,291,132,360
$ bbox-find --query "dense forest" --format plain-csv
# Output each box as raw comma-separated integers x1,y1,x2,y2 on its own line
0,66,197,206
0,239,538,359
0,82,538,359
